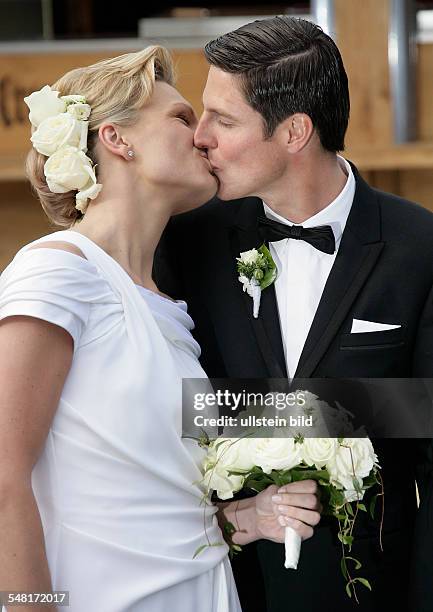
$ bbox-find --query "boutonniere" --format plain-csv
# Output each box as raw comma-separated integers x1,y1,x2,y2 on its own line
236,245,277,318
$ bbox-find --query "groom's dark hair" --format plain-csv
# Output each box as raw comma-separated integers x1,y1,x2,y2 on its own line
204,16,350,152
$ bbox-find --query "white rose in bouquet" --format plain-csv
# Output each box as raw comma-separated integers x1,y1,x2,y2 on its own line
31,113,88,156
44,146,95,193
300,437,339,469
250,437,302,473
199,434,381,589
327,437,378,493
24,85,66,127
202,438,255,500
202,463,243,501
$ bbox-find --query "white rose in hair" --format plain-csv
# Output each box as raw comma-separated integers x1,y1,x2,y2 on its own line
62,94,86,105
326,438,378,492
24,85,66,127
44,146,95,193
75,179,102,214
67,103,91,121
250,437,301,474
300,437,339,469
31,113,88,157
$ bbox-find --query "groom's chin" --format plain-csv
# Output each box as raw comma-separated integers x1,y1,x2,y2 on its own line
216,184,238,202
217,186,250,202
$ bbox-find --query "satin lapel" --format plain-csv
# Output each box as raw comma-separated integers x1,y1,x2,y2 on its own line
294,168,385,378
230,199,287,378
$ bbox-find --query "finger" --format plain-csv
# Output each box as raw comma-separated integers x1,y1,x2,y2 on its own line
275,504,321,526
271,492,321,511
278,515,314,541
277,480,318,495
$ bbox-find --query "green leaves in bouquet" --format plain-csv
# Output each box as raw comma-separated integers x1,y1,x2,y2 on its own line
346,578,372,599
242,465,330,493
223,521,242,559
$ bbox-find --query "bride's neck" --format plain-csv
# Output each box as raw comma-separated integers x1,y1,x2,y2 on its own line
71,196,170,289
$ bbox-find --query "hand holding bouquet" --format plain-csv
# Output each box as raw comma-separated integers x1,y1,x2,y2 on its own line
200,435,382,601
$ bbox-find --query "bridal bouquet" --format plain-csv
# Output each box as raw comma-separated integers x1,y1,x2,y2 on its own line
199,434,383,600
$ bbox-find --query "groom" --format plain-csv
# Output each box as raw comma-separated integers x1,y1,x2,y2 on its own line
156,16,433,612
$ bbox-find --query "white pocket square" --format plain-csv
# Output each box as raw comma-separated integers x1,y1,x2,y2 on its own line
351,318,401,334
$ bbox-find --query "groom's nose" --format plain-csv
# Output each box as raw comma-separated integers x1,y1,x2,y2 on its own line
194,116,214,150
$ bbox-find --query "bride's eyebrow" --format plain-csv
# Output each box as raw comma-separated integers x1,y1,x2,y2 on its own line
168,102,196,119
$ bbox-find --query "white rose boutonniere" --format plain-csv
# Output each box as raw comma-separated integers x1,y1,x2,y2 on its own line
236,245,277,318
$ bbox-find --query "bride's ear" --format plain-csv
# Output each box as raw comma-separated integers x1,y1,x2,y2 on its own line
98,123,132,161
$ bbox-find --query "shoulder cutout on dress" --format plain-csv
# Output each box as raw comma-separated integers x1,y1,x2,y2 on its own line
27,242,87,260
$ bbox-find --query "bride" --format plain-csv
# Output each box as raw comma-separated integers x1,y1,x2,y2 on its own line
0,47,321,611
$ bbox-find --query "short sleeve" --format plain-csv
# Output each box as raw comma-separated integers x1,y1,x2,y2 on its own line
0,248,114,349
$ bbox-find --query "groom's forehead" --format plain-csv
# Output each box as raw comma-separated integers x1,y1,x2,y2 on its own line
203,68,250,113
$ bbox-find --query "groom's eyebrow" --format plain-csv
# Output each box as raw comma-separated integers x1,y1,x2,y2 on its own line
207,108,238,121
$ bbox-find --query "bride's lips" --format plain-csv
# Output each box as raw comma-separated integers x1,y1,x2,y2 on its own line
197,152,218,175
195,150,219,177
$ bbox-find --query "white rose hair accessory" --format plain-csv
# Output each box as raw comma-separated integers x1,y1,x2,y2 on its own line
24,85,102,214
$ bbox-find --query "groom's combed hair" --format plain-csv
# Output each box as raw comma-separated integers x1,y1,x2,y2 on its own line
204,16,349,152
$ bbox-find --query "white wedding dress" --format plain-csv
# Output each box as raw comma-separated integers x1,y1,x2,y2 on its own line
0,230,241,612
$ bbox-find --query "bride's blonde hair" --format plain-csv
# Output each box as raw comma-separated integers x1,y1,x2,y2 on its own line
26,46,175,228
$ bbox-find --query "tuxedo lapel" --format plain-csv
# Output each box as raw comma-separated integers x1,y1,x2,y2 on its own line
229,199,287,378
294,169,385,378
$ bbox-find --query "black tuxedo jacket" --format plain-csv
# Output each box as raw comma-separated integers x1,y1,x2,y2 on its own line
155,166,433,612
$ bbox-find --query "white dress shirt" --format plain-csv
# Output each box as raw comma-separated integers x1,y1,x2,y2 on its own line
263,156,355,377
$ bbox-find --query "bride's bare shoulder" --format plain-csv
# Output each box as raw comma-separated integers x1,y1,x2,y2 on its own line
27,241,86,259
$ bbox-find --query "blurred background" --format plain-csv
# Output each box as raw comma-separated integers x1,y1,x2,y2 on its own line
1,0,433,268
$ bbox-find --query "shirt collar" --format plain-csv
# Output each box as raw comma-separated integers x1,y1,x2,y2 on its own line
262,155,355,247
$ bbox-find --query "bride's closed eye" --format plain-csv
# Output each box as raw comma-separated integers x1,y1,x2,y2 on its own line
177,114,191,125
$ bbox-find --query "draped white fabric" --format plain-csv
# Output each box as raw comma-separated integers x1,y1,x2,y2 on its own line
0,230,240,612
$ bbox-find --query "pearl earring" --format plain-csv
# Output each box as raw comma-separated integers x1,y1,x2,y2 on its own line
127,149,134,158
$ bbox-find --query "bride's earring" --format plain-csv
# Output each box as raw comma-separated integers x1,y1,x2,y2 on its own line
127,149,134,159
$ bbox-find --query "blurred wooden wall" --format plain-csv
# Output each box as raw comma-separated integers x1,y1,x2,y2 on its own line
2,0,433,268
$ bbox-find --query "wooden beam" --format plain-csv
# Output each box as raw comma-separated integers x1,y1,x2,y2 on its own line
335,0,393,150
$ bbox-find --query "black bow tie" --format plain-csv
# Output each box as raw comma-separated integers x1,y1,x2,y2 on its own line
258,215,336,255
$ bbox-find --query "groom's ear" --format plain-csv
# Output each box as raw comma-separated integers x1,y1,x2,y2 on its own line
281,113,314,154
98,123,131,161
